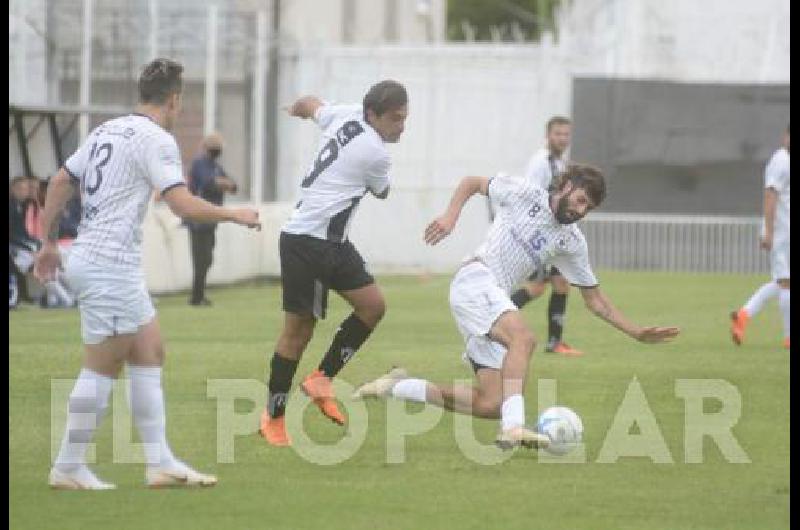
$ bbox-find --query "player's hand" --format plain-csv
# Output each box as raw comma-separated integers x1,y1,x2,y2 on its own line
424,215,456,245
759,234,773,251
33,243,62,283
635,326,680,344
230,208,261,230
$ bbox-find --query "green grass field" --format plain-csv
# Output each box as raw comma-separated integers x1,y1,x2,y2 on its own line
9,271,790,530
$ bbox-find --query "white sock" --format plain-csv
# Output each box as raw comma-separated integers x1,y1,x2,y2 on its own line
391,378,429,403
128,365,178,469
778,289,790,340
54,368,113,472
501,394,525,431
743,282,780,317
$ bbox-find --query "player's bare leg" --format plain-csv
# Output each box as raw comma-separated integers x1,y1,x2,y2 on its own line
130,319,217,487
302,283,386,425
262,312,316,446
355,310,548,449
49,335,132,490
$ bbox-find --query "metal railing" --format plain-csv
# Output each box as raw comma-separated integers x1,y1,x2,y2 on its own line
579,213,770,274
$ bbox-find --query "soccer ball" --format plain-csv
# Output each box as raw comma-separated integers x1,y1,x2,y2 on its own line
536,406,583,455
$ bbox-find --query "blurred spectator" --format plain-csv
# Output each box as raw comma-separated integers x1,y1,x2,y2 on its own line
9,176,41,305
186,132,238,306
11,175,76,309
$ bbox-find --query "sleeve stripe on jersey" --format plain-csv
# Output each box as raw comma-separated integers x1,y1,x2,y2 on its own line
63,165,79,182
161,181,186,195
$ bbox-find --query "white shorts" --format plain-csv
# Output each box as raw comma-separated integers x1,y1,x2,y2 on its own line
771,237,790,281
64,253,155,345
449,262,517,371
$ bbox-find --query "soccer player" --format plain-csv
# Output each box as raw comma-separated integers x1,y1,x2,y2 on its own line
730,125,790,348
35,58,261,489
354,166,679,449
259,81,408,446
508,116,585,356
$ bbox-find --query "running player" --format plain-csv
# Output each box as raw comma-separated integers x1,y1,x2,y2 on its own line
259,80,408,446
730,124,790,348
35,58,261,489
354,166,679,449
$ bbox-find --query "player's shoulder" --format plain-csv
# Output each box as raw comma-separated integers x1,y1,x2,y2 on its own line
769,147,790,166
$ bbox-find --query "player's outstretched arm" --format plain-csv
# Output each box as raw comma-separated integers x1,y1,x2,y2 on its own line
33,168,74,282
579,286,680,343
162,185,261,229
424,176,489,245
284,95,324,120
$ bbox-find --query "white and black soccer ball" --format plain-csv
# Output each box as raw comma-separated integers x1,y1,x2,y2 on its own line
536,406,583,455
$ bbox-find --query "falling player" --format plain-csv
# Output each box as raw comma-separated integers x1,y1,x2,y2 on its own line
730,124,790,348
355,166,680,449
259,80,408,446
35,58,261,489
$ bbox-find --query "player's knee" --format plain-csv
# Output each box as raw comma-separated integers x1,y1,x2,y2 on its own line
475,395,503,419
516,329,536,354
355,299,386,328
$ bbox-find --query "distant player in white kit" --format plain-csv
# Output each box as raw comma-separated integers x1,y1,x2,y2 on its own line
354,166,679,448
508,116,586,356
731,124,790,349
259,81,408,446
35,58,261,489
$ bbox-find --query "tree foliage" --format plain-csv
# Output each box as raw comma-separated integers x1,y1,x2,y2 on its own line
447,0,563,42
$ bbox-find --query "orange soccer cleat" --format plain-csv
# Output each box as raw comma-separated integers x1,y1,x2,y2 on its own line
730,309,750,346
301,370,346,425
784,337,790,350
547,342,584,357
260,409,291,447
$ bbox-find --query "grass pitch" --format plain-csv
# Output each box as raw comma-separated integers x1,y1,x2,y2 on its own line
9,271,789,529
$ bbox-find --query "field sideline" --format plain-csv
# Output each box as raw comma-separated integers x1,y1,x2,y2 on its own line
9,271,789,530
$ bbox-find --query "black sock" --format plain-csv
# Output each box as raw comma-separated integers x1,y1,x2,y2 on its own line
267,353,299,418
510,288,533,309
548,293,567,347
318,313,373,378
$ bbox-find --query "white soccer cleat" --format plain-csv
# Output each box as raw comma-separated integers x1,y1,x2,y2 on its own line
48,466,117,490
146,461,218,488
352,367,409,400
495,426,551,451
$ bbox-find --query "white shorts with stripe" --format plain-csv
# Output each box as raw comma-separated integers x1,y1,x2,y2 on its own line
449,261,517,370
64,253,155,345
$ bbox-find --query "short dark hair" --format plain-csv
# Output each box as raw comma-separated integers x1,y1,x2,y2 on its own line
554,163,606,207
139,58,184,105
547,116,571,133
363,80,407,119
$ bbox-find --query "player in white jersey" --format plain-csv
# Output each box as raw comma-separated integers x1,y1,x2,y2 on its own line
34,59,260,490
731,125,790,349
259,81,408,446
508,116,586,356
354,165,679,449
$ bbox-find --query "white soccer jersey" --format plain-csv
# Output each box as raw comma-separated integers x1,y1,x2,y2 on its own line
469,174,598,293
64,114,185,268
523,147,566,189
282,103,391,242
764,147,790,241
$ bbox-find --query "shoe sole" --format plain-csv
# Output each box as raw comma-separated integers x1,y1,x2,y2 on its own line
494,436,550,451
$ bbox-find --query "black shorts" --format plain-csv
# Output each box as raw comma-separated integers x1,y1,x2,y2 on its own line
279,232,374,319
526,265,562,282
